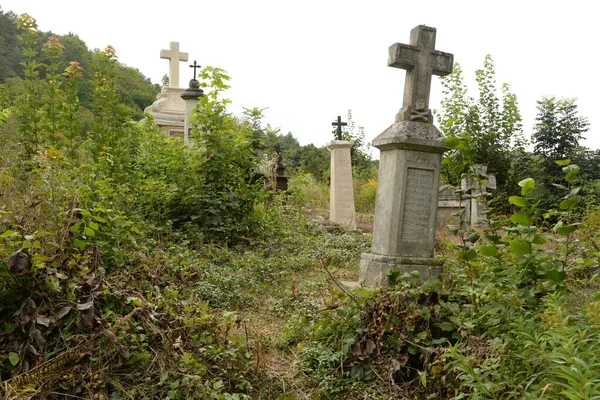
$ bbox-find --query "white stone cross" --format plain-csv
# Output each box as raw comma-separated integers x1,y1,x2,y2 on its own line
160,42,189,89
388,25,453,123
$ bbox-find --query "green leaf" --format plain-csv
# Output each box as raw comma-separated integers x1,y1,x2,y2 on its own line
532,235,547,245
555,159,571,166
509,239,531,255
559,197,578,210
445,137,460,149
509,196,529,207
466,232,480,243
458,249,477,261
438,322,456,331
518,178,535,196
555,224,577,235
563,165,580,182
542,269,567,283
511,212,532,226
89,221,99,231
8,352,19,366
84,227,96,237
478,245,498,257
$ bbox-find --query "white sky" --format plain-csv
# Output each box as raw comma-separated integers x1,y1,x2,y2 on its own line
2,0,598,152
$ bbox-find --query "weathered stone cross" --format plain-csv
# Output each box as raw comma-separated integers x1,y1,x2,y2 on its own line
388,25,453,124
160,42,189,88
189,60,201,80
332,116,347,140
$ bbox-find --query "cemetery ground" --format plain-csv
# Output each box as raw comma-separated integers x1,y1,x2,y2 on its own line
3,166,600,399
2,13,600,399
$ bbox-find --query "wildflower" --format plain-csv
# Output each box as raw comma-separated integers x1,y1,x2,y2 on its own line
104,45,117,58
64,61,84,78
42,36,65,57
15,13,38,33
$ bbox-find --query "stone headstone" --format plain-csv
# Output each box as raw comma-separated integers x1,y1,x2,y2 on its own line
328,139,356,230
461,164,497,225
359,25,453,286
143,42,189,137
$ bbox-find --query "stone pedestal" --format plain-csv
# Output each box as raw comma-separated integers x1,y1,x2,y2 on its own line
181,79,204,144
328,140,356,230
144,87,186,137
359,121,446,286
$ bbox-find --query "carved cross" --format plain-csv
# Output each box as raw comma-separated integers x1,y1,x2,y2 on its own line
388,25,453,124
332,116,347,140
160,42,189,88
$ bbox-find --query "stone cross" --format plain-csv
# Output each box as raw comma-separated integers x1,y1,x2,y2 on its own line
359,25,453,287
160,42,189,88
388,25,453,123
461,164,497,225
332,116,347,140
189,60,201,80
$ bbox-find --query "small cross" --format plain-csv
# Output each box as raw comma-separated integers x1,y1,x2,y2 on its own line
189,60,201,80
388,25,453,123
332,116,347,140
160,41,189,88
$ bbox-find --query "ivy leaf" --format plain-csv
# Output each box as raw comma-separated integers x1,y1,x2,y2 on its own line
518,178,535,196
509,239,531,255
509,196,529,207
511,212,532,226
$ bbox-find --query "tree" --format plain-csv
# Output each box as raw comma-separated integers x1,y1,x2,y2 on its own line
437,55,525,191
532,97,590,161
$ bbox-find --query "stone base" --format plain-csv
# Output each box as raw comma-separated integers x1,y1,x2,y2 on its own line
359,253,443,287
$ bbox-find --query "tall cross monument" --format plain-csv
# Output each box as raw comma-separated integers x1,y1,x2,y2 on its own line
160,42,189,88
360,25,454,286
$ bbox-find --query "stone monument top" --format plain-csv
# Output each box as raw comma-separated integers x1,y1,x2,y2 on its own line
160,41,189,88
389,25,453,124
332,116,347,141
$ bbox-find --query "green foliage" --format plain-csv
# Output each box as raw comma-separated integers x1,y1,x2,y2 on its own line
437,56,525,192
533,97,590,161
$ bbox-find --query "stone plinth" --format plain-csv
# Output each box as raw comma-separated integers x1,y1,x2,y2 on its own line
328,140,356,230
144,88,186,137
360,121,445,285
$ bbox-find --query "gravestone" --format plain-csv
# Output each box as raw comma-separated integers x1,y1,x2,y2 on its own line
328,116,356,230
143,41,189,137
359,25,453,286
461,164,497,225
181,60,204,143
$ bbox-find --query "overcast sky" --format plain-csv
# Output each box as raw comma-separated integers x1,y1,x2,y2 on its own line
2,0,598,152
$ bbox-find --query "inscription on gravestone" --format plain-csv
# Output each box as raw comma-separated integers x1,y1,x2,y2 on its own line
401,168,434,240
